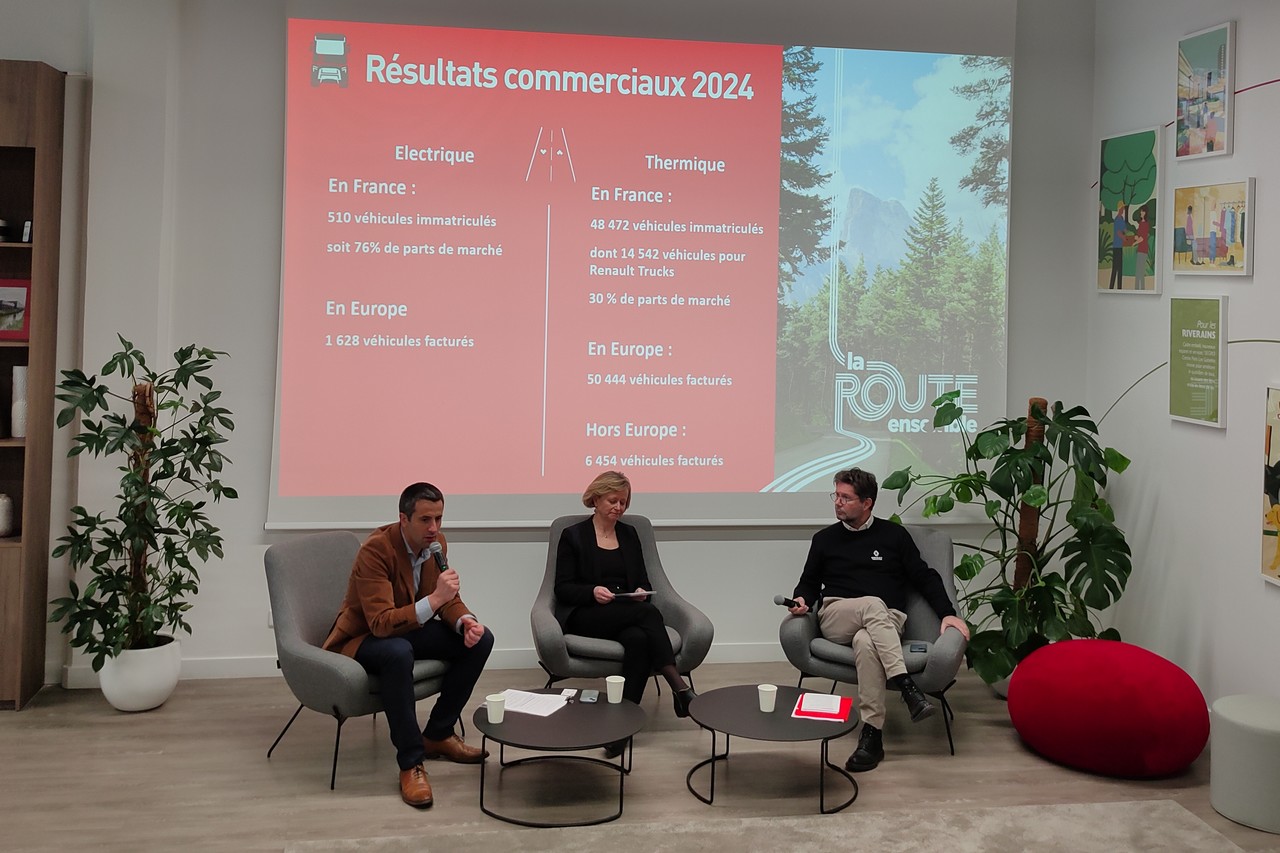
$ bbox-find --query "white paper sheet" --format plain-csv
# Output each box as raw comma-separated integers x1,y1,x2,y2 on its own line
499,688,569,716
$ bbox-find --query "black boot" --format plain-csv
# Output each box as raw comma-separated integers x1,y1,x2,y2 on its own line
673,687,697,718
845,723,883,772
603,739,627,759
890,673,935,722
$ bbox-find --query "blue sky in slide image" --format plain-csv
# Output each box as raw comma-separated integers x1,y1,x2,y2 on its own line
809,47,1010,248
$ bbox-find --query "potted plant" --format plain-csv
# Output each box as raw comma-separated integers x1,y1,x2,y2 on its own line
49,335,236,710
883,392,1132,685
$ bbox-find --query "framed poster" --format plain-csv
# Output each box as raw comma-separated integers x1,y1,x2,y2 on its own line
1169,296,1227,427
1263,388,1280,587
1176,21,1234,160
1171,179,1254,275
1097,127,1161,294
0,280,30,341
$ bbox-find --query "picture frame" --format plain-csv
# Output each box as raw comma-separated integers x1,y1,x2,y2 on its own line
1171,179,1254,275
1169,295,1227,428
1262,387,1280,587
1097,126,1161,294
1176,21,1234,160
0,280,30,341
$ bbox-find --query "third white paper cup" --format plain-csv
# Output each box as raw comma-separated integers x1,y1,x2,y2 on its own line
605,675,625,703
486,693,506,724
758,683,778,713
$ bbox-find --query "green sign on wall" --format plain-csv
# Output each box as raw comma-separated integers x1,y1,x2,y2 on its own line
1169,296,1227,427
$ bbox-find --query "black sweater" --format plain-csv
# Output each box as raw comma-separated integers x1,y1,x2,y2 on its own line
793,519,956,619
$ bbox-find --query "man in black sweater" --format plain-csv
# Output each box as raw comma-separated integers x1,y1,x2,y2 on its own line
789,468,969,771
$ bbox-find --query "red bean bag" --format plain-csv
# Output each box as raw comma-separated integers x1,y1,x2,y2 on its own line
1006,639,1209,777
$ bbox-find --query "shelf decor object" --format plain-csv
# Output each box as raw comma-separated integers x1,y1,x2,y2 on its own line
10,364,26,437
0,279,30,340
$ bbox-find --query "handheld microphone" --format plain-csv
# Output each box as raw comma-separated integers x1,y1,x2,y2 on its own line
428,541,450,572
773,594,799,608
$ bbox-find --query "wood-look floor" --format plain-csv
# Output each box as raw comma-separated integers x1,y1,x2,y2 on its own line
0,662,1274,852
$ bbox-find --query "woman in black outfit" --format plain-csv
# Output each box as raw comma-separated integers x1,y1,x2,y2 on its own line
555,471,696,744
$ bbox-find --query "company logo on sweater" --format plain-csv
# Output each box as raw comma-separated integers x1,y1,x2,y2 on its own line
872,550,882,561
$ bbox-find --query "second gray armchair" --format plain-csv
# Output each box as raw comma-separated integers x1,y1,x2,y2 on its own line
531,513,714,690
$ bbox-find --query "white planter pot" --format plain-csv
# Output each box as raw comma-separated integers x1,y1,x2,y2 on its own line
98,636,182,712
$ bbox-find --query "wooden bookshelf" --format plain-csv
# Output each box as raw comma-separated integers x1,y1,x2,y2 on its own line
0,60,64,710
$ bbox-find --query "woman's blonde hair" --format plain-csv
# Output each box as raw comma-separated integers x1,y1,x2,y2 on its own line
582,470,631,508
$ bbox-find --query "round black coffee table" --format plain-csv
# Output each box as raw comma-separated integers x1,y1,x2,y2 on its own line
686,684,860,813
471,690,647,827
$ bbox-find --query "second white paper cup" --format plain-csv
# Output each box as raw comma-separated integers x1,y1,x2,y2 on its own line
758,683,778,713
486,693,506,724
605,675,625,703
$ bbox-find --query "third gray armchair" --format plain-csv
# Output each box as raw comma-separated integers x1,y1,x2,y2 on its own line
778,524,967,753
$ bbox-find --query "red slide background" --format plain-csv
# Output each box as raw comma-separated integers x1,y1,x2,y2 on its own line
281,20,781,496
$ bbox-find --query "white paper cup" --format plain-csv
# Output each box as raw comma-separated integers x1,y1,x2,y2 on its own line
485,693,506,724
605,675,625,704
758,683,778,713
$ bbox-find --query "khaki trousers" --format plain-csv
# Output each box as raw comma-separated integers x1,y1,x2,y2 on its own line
817,596,908,729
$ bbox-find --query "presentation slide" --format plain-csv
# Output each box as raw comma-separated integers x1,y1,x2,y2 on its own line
272,19,1010,527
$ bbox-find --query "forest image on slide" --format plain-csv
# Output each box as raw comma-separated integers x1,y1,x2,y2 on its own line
772,48,1009,484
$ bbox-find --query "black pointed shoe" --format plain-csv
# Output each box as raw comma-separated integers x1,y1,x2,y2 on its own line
895,675,936,722
845,723,884,772
673,687,696,718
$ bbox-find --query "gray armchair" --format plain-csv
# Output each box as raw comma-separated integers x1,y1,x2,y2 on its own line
264,531,450,788
778,524,967,753
531,514,714,690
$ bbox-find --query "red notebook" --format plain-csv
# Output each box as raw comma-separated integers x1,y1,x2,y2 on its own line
791,692,853,721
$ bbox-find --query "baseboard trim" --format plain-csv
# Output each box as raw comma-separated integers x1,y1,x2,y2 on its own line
56,643,788,688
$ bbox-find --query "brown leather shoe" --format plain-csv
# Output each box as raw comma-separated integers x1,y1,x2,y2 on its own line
423,733,488,764
399,763,433,808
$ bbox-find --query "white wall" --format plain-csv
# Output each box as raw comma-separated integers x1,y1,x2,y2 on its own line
1088,0,1280,699
9,0,1274,703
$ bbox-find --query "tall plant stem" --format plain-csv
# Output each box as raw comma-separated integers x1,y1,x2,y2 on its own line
128,381,156,650
1013,397,1046,590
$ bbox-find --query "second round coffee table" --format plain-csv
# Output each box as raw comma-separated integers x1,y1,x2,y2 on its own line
686,684,860,814
471,690,647,827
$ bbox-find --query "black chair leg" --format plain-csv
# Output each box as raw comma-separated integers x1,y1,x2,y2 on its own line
935,693,956,756
330,715,347,790
539,661,567,690
267,702,305,758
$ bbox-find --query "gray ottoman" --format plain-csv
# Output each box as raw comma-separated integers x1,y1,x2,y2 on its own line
1210,694,1280,834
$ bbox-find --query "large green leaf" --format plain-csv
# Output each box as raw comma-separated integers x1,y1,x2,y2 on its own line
1061,515,1132,609
966,629,1020,684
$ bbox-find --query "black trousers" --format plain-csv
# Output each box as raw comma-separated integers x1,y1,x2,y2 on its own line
354,620,494,770
566,601,675,704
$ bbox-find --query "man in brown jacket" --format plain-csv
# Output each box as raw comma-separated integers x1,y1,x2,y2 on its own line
323,482,493,807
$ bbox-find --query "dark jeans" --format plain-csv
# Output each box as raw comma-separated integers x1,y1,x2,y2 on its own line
354,620,494,770
566,601,674,704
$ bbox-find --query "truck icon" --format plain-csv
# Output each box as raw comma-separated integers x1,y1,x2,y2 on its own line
311,34,348,87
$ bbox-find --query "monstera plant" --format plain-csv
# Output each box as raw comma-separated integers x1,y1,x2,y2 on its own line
884,392,1132,684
